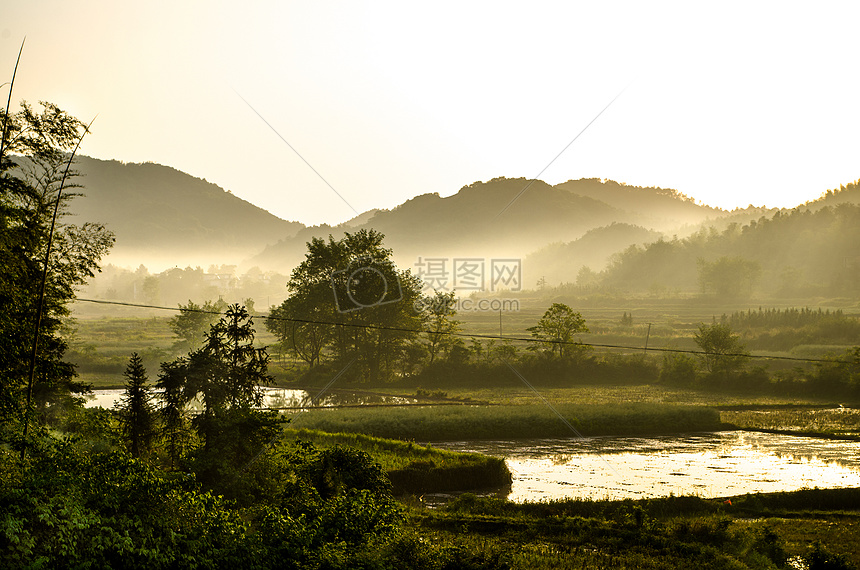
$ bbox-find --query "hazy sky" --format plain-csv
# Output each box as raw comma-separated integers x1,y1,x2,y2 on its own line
4,1,858,226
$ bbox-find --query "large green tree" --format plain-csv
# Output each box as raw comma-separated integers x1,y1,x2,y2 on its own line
0,100,113,437
271,229,423,382
266,293,330,368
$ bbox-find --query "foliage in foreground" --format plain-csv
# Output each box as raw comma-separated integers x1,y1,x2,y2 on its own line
0,437,408,569
5,420,860,569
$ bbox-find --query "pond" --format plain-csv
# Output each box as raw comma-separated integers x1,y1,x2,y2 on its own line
429,431,860,503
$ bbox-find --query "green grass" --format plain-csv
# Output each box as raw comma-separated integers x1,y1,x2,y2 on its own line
281,427,493,471
366,383,830,407
280,428,510,494
285,403,722,441
66,314,280,388
722,407,860,437
404,487,860,569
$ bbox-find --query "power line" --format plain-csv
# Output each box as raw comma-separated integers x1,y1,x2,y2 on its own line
73,297,854,366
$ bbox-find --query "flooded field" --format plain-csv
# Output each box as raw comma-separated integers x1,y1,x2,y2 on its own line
87,387,860,505
430,431,860,503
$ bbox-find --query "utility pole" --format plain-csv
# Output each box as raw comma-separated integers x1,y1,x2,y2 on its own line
499,308,503,337
644,322,652,354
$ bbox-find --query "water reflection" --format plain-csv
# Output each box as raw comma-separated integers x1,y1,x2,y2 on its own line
430,432,860,503
85,387,415,409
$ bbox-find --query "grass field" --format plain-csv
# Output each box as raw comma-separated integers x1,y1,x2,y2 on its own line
281,428,511,495
363,383,842,407
407,487,860,569
722,407,860,437
66,313,280,388
281,427,501,472
285,402,723,441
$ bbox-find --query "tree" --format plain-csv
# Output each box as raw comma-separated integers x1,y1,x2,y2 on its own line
491,339,519,362
576,266,599,289
274,229,423,382
115,353,155,458
659,352,699,386
266,294,330,368
527,303,589,358
694,322,748,374
185,305,273,437
0,100,113,436
697,256,761,298
417,290,460,365
155,358,191,469
178,304,283,489
168,298,228,352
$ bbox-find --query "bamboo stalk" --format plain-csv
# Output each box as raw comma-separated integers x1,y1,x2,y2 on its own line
21,115,97,461
0,38,25,161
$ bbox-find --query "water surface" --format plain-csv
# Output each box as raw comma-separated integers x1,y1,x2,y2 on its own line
430,431,860,502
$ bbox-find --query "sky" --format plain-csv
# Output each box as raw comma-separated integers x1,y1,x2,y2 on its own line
3,1,859,226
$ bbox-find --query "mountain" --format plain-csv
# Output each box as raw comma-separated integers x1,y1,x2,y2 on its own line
338,209,382,228
58,154,858,298
599,203,860,298
66,156,304,268
248,177,638,272
526,223,664,285
554,178,722,230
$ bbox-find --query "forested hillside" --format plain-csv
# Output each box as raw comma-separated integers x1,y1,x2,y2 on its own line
598,203,860,298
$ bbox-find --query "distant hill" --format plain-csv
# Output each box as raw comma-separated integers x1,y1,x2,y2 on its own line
599,203,860,298
338,209,381,228
526,223,664,285
66,156,304,268
554,178,722,230
55,155,859,299
248,177,637,272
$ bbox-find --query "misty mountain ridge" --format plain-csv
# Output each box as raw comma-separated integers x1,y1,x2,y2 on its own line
554,178,722,231
65,156,304,269
803,179,860,209
56,156,859,292
249,176,721,272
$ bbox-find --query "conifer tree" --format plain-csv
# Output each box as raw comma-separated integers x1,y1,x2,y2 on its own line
116,353,155,458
